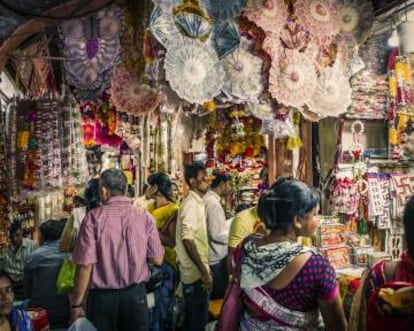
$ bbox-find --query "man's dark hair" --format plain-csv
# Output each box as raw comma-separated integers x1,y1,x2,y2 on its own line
184,162,206,187
39,219,67,241
210,171,232,189
84,178,101,211
100,168,127,196
9,220,22,239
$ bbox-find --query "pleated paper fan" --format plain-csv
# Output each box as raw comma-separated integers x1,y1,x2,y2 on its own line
111,65,165,116
221,40,264,102
164,37,225,104
243,0,288,34
211,19,240,59
269,50,317,108
204,0,246,20
174,12,212,40
306,62,352,118
295,0,340,39
149,6,181,48
337,0,374,43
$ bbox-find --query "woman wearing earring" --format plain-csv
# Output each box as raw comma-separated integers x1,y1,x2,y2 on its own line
233,178,346,330
145,173,179,331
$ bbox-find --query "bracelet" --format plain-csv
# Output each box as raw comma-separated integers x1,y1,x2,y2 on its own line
71,303,82,308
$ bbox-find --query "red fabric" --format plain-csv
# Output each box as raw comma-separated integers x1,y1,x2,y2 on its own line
367,251,414,331
72,196,164,289
27,308,49,331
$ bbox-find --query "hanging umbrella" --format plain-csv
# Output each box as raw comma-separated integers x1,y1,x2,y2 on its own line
173,0,212,40
221,38,264,102
269,50,317,108
164,37,224,104
243,0,288,34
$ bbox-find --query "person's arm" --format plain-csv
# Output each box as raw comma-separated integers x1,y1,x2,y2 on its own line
70,264,92,322
318,296,347,331
182,239,213,292
146,213,164,266
180,201,212,292
316,258,347,331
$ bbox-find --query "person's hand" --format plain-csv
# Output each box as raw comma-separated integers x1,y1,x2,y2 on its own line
201,272,213,293
69,306,85,324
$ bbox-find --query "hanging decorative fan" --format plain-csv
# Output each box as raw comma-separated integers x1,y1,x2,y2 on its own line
211,19,240,59
306,62,352,118
164,37,225,104
97,5,124,37
63,37,121,89
337,0,374,44
221,39,264,102
173,0,212,40
295,0,340,39
243,0,288,34
262,31,280,60
71,69,113,102
111,65,165,116
149,6,181,48
59,19,84,40
280,21,312,51
269,50,317,108
334,34,357,76
204,0,246,20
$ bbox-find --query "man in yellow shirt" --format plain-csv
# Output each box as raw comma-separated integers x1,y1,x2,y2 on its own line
227,206,266,274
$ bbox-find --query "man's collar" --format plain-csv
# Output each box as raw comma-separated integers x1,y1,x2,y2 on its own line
104,196,132,205
206,189,221,201
188,190,204,203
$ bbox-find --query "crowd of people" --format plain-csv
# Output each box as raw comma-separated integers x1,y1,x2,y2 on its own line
0,162,413,331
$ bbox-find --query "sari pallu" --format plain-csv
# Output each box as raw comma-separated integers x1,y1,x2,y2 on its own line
240,286,324,331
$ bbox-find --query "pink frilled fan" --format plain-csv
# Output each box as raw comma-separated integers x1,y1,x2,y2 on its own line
111,65,165,116
295,0,340,40
269,50,317,108
243,0,288,34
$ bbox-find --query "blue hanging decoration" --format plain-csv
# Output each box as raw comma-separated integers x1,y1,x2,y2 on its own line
204,0,246,21
212,19,240,59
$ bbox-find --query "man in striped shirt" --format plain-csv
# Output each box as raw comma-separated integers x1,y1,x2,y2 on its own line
70,168,164,331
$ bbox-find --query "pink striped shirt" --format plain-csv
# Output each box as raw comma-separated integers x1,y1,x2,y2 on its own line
72,196,164,289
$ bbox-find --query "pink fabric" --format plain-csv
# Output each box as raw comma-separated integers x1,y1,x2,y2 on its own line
72,196,164,289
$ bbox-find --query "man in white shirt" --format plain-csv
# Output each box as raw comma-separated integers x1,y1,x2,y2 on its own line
203,171,233,299
176,162,211,331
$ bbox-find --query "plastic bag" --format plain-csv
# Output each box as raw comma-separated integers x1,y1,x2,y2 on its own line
56,257,76,295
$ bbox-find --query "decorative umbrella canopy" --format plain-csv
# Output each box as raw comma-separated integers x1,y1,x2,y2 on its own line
269,50,317,108
149,6,181,48
221,38,264,102
295,0,340,40
111,65,165,116
306,62,352,118
204,0,246,21
337,0,374,44
173,0,212,40
211,19,240,59
243,0,288,34
164,37,225,104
